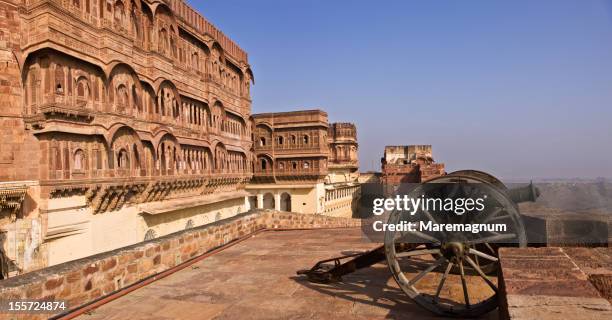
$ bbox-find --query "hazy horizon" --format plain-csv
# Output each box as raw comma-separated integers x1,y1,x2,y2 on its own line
192,0,612,180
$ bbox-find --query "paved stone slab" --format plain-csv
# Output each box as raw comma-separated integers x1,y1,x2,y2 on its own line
499,247,612,320
76,229,497,320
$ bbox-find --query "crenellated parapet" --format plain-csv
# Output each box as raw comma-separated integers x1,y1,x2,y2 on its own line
381,145,445,184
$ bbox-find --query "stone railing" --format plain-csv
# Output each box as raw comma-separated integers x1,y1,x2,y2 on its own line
0,210,361,319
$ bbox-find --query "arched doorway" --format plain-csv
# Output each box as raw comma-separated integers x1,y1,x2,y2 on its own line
263,193,274,209
280,192,291,212
248,196,257,210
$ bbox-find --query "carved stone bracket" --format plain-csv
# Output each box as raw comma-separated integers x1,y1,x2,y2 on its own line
85,182,148,214
49,175,245,215
0,186,28,222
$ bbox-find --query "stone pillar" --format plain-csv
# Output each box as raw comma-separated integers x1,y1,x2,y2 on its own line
244,196,250,211
256,193,263,209
274,193,281,211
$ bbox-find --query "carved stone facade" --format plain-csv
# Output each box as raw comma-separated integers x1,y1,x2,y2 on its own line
324,123,360,217
0,0,253,277
247,110,329,214
0,0,364,279
381,145,446,187
247,112,360,217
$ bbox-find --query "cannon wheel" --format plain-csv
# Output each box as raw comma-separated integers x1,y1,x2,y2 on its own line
384,172,527,317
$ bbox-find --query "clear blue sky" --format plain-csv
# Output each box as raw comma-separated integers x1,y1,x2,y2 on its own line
190,0,612,180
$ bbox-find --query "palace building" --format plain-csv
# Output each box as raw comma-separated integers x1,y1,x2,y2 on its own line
0,0,254,277
246,111,360,217
324,122,360,216
0,0,360,278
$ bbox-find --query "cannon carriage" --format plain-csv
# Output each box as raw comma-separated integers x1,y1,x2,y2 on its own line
298,170,540,317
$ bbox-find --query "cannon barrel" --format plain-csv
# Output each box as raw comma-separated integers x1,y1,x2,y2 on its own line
507,181,540,204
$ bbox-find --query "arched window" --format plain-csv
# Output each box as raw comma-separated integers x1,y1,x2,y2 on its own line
131,3,139,40
303,135,309,144
291,135,296,144
280,193,291,212
278,162,284,170
170,33,177,58
114,1,125,28
260,158,267,170
192,52,199,70
133,144,141,170
74,149,84,170
76,81,85,98
117,84,129,112
132,85,141,112
259,137,266,147
303,161,310,169
292,162,297,170
55,65,64,94
117,149,129,169
173,100,179,119
277,136,284,145
159,28,168,54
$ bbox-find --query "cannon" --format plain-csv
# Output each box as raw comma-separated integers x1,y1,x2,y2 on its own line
297,170,540,317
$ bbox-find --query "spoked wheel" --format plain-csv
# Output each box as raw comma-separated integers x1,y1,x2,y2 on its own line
384,172,527,317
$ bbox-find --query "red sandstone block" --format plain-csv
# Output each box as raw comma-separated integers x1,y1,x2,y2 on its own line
25,283,43,298
503,279,603,298
118,252,131,265
145,247,156,257
161,253,175,267
102,283,115,295
44,277,64,291
126,263,137,274
57,285,72,299
161,241,171,251
89,288,102,300
82,263,99,276
66,270,81,283
84,279,93,291
132,251,144,259
123,273,136,286
101,257,117,272
138,258,154,273
589,274,612,302
68,293,89,309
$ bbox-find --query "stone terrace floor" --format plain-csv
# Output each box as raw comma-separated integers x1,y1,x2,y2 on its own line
77,228,497,320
